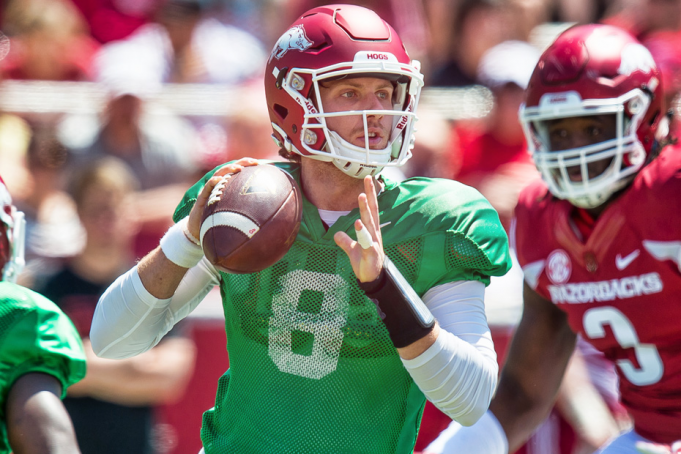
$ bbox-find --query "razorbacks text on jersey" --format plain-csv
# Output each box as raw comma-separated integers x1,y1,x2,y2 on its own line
173,161,511,454
513,145,681,444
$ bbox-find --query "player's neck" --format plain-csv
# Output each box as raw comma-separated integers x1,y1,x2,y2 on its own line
300,159,377,211
582,186,629,219
584,203,608,219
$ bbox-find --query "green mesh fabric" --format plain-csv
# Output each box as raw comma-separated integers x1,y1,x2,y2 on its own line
0,282,86,454
202,241,424,453
0,299,28,340
446,232,496,272
176,162,512,454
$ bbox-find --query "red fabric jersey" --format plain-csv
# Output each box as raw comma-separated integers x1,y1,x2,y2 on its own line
449,122,532,181
513,145,681,444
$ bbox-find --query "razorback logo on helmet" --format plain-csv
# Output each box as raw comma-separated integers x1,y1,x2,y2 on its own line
548,272,663,304
618,43,657,76
270,25,313,62
547,249,571,285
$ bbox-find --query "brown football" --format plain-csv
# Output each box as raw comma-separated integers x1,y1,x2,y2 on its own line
199,164,302,274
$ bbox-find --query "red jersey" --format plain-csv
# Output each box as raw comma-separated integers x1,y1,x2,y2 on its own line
513,145,681,444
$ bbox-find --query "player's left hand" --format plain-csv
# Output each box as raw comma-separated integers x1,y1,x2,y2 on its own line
636,441,681,454
334,176,384,283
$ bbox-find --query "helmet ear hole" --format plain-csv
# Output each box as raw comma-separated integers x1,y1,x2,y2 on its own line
649,110,660,126
274,104,289,120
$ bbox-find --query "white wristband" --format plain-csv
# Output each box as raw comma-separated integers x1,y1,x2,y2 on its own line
160,217,204,268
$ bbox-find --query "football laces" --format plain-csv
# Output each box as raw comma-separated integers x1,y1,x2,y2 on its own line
207,175,231,206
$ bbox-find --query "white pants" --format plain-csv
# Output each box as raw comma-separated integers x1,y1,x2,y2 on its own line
597,429,664,454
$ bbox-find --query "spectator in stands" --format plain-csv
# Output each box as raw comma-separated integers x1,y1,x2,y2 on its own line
93,0,265,86
38,157,196,454
63,67,200,256
68,0,158,44
428,0,512,87
218,82,282,166
642,31,681,136
1,0,98,81
13,127,84,289
89,0,268,179
447,40,541,229
604,0,681,40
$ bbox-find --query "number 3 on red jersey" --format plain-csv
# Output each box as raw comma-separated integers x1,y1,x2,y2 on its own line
583,307,664,386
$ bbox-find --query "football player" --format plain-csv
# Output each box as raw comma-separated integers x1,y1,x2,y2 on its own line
425,24,681,454
90,4,512,454
0,177,86,454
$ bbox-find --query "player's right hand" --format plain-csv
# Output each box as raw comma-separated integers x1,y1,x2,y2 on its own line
187,158,259,242
334,176,385,283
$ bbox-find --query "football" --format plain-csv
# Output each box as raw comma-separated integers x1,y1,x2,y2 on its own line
200,164,302,274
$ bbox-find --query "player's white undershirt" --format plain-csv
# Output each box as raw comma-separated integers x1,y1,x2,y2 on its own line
318,208,351,227
91,212,498,426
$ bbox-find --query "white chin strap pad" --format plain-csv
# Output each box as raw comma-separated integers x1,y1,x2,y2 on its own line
325,130,396,179
332,159,384,179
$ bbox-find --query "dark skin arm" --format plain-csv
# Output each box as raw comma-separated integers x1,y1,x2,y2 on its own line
6,373,81,454
490,283,577,452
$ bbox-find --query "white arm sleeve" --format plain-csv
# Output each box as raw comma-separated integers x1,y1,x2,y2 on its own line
91,257,220,359
401,280,498,426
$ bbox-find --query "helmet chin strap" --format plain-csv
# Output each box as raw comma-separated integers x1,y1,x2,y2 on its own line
566,174,634,209
325,130,405,179
326,131,389,179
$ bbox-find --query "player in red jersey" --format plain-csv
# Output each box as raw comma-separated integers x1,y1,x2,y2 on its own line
424,24,681,454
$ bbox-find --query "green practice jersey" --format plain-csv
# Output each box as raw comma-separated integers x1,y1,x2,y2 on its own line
0,281,86,454
174,162,511,454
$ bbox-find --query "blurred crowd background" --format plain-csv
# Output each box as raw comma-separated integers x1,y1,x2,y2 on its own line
1,0,680,453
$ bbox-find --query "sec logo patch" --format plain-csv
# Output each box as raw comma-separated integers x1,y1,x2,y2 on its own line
547,249,571,284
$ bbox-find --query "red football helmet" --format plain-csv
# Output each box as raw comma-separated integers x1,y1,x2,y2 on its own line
0,177,25,283
265,4,424,179
520,24,667,208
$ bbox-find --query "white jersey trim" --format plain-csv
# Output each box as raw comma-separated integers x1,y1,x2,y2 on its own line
642,240,681,271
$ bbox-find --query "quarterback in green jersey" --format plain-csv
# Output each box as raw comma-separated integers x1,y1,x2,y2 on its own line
0,177,86,454
91,5,512,453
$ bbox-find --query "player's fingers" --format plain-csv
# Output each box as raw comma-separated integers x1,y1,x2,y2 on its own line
197,173,232,203
355,220,374,250
233,157,260,167
188,174,233,239
214,163,244,177
357,194,377,240
333,231,354,254
364,176,380,228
